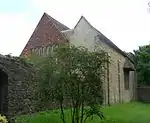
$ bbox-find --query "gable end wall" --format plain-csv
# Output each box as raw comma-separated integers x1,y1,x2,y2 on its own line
68,18,136,104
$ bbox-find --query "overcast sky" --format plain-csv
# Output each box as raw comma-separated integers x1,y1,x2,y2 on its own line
0,0,150,56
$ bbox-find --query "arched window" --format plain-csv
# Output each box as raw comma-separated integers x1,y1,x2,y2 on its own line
39,48,42,56
51,45,54,53
31,48,34,54
49,46,52,53
45,46,48,55
46,46,49,55
41,47,43,56
43,47,46,56
35,48,38,54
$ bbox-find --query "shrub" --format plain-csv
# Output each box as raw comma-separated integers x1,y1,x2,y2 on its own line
29,44,109,123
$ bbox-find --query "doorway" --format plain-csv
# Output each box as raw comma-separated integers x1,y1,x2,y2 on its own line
0,70,8,115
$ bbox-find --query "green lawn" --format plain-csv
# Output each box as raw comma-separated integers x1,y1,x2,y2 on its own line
15,102,150,123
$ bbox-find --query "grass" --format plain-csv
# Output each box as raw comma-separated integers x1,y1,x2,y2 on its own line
15,102,150,123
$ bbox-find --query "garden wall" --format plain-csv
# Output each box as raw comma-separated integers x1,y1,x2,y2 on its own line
137,87,150,102
0,55,38,119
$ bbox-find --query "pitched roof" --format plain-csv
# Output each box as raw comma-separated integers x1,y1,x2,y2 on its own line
21,13,68,56
74,16,134,63
45,13,69,31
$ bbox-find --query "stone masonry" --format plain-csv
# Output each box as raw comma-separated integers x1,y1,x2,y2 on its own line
21,13,137,105
63,16,136,104
0,55,36,118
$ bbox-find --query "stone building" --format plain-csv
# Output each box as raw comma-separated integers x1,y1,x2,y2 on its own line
20,13,69,56
0,55,36,117
21,13,136,105
62,16,136,104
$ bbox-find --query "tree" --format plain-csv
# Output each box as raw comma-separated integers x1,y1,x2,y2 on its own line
29,44,109,123
134,44,150,86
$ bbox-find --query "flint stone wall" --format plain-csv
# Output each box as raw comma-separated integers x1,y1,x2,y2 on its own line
0,55,37,118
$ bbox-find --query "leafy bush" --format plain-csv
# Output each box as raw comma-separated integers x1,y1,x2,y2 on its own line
134,45,150,86
28,44,109,123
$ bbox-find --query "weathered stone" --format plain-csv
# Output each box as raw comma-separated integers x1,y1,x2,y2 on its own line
20,13,137,106
0,55,37,118
63,16,137,104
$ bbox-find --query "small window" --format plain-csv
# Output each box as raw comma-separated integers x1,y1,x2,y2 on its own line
47,46,50,55
32,48,35,53
39,48,42,56
41,47,43,56
44,47,47,55
51,46,54,53
124,69,129,90
42,47,45,56
43,47,46,55
35,48,38,54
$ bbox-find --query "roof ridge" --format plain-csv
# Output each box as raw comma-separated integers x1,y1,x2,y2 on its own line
20,13,69,56
44,12,69,42
74,16,134,63
44,12,69,30
49,18,68,43
20,13,46,56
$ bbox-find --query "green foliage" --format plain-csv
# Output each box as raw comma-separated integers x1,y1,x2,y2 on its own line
15,102,150,123
84,105,105,122
134,45,150,86
29,44,109,123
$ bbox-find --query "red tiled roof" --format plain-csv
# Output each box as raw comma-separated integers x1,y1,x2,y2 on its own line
45,13,69,31
21,13,69,56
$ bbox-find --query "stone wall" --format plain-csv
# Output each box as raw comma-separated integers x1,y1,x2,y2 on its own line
0,55,37,118
137,87,150,102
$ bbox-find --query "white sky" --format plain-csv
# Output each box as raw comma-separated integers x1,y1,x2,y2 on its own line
0,0,150,56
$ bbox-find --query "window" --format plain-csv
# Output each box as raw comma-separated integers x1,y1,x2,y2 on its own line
43,47,46,55
40,47,43,56
39,48,42,56
42,47,44,56
35,48,38,54
31,48,35,54
124,69,129,90
46,46,50,55
51,46,54,52
45,46,48,55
